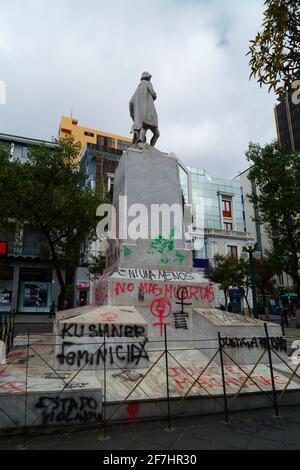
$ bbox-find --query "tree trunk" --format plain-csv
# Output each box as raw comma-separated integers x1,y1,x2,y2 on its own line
242,292,251,317
224,289,228,308
41,227,66,310
53,257,66,310
260,288,267,315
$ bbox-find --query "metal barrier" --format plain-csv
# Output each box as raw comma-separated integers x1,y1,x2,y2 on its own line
0,322,300,437
0,311,15,354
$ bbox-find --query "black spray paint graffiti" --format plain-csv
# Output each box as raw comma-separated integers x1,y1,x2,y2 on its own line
138,287,145,302
112,370,144,383
35,396,102,425
172,287,191,330
220,336,287,352
60,323,146,340
56,341,149,368
117,268,196,282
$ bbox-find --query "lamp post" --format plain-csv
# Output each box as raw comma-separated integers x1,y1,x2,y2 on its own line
242,244,261,319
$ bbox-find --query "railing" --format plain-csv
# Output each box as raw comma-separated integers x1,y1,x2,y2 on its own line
7,247,41,257
0,324,299,437
204,228,252,239
0,311,15,354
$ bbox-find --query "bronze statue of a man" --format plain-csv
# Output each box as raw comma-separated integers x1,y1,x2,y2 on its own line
129,72,160,147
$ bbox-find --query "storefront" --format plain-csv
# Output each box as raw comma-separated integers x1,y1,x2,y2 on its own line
75,267,90,307
18,268,52,313
0,266,13,313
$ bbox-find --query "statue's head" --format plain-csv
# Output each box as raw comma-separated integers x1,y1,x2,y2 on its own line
141,71,152,81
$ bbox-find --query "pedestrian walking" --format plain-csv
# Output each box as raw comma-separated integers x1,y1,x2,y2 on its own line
49,300,56,319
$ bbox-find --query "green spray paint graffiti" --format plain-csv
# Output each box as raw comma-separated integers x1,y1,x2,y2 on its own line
121,246,133,257
147,228,186,265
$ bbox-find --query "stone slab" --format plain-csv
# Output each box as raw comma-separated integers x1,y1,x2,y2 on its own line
54,306,149,372
1,334,300,428
193,309,287,365
0,388,102,431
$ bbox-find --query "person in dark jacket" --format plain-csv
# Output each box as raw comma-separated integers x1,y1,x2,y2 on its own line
49,300,56,319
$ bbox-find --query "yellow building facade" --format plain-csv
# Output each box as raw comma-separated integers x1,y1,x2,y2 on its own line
58,116,132,157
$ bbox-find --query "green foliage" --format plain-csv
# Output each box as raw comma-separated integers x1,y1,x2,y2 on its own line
248,0,300,95
89,253,107,282
206,255,251,312
254,257,277,311
246,141,300,299
0,138,102,306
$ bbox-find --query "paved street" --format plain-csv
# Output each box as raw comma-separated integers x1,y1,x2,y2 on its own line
14,315,54,335
1,406,300,450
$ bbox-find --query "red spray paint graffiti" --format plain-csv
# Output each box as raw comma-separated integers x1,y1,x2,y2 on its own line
100,313,118,324
127,402,139,420
150,298,172,337
114,281,215,304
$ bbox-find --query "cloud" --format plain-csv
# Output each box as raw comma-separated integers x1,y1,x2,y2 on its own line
0,0,276,177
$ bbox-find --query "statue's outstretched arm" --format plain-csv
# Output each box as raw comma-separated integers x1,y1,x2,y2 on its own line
129,99,134,120
147,82,157,101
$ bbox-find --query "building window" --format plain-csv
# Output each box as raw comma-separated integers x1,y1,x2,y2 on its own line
97,135,116,149
117,140,131,151
84,131,94,138
222,199,232,219
224,222,233,231
228,245,238,259
22,146,28,159
278,274,284,287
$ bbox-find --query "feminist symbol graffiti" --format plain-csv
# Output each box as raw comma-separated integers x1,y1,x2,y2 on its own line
150,298,172,337
100,313,118,324
172,287,192,330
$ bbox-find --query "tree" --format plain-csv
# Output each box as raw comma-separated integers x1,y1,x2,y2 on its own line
234,259,252,315
255,257,277,313
0,138,101,308
246,141,300,303
248,0,300,96
206,255,251,313
205,255,233,308
89,253,107,282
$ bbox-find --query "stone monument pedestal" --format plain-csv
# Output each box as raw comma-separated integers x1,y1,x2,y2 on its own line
110,146,193,270
54,306,148,371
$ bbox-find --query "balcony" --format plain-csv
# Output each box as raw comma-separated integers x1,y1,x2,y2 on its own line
7,246,41,258
204,228,253,240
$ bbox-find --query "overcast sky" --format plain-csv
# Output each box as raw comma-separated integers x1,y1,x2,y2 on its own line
0,0,277,178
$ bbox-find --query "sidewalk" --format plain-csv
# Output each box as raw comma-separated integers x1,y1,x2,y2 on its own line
15,315,54,324
1,406,300,450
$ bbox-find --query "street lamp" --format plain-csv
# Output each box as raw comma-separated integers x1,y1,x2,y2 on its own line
242,244,262,319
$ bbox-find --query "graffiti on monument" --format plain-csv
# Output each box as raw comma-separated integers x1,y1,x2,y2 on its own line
112,369,144,383
35,394,102,426
121,246,133,257
169,365,289,393
60,322,147,339
220,336,287,352
147,228,186,265
150,298,172,336
172,287,192,331
56,340,149,368
114,281,215,305
116,268,200,282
